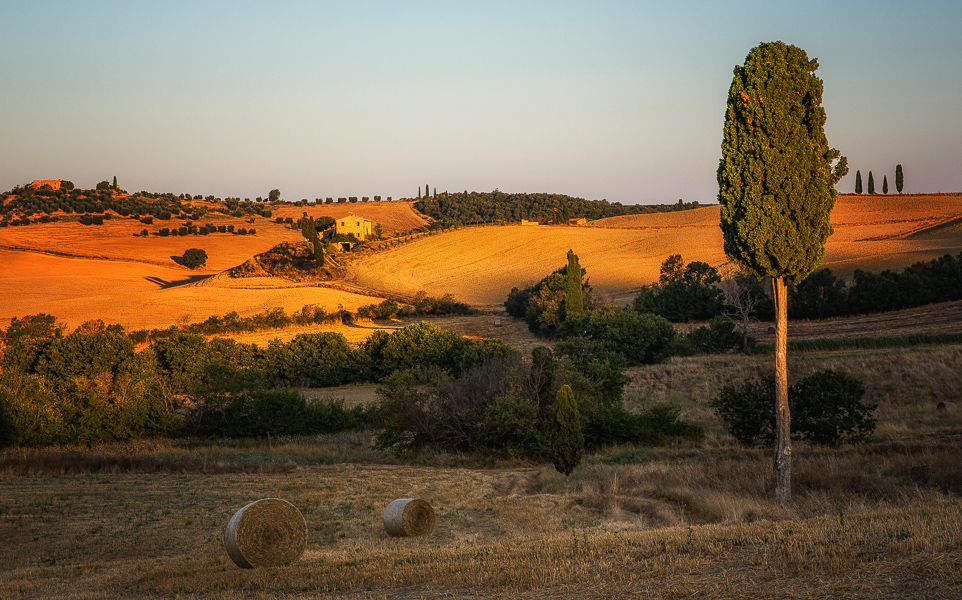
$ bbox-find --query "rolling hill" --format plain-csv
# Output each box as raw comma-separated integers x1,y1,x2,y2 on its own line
2,193,961,330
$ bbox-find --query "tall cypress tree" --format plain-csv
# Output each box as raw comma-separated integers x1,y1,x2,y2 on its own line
717,41,847,508
855,170,862,194
882,175,888,194
868,171,875,194
564,249,584,321
896,164,904,193
549,384,583,477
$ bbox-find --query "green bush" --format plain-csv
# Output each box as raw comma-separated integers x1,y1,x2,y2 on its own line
186,389,370,437
709,370,876,447
181,248,207,269
790,369,876,446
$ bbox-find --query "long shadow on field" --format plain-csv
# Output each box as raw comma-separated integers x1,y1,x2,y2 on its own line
144,274,214,289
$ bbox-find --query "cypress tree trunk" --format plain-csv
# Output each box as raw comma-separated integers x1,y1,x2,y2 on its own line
773,276,791,508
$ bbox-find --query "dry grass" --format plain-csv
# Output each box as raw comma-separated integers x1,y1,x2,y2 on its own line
1,442,960,599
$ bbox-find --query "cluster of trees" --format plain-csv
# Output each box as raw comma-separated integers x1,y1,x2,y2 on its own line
154,221,255,237
0,316,507,446
853,165,904,194
506,252,742,366
299,214,335,267
0,185,273,228
625,252,962,327
414,190,701,228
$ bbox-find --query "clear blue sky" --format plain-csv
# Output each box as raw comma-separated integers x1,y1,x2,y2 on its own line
2,1,960,204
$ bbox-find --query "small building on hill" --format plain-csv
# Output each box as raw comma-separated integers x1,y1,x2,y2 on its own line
335,213,373,240
568,217,587,225
29,180,61,191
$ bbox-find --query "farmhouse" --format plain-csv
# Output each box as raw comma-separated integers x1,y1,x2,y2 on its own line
28,180,61,191
335,213,373,240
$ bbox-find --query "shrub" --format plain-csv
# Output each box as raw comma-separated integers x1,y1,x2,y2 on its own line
709,370,876,447
790,369,876,446
181,248,207,269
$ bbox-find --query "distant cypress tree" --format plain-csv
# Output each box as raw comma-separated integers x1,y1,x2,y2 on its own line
549,385,583,477
112,175,118,189
855,170,862,194
882,175,888,194
564,249,584,321
867,171,875,194
896,164,904,193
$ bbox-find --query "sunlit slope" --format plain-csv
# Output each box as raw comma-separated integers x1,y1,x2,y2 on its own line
353,195,962,307
352,211,727,307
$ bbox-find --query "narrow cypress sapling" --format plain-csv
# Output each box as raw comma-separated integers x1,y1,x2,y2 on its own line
550,384,584,477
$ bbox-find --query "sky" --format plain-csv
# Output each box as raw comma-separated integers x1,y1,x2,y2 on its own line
2,0,960,205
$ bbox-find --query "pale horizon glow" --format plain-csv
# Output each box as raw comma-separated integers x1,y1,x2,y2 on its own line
2,1,960,204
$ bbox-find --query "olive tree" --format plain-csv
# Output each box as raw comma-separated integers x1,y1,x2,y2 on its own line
717,41,848,507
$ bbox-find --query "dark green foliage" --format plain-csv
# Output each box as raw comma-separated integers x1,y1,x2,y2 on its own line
855,170,862,194
882,176,888,194
263,332,362,387
709,370,876,446
789,268,849,319
376,321,469,377
687,316,743,354
641,255,725,322
564,250,585,321
269,189,281,202
581,305,675,365
708,375,777,446
552,336,630,408
790,370,876,446
504,285,533,318
181,248,207,269
896,164,904,193
868,171,875,194
583,401,704,448
0,320,178,445
717,41,847,283
96,181,110,191
549,385,584,476
185,389,371,437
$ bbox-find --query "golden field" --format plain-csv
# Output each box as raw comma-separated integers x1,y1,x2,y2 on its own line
3,194,962,330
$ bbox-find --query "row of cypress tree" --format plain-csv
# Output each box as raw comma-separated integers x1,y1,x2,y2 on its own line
853,165,903,194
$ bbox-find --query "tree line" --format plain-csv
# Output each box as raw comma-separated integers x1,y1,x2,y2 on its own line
414,190,701,228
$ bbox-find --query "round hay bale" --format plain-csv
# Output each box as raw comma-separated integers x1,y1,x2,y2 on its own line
383,498,435,537
937,401,957,413
225,498,307,568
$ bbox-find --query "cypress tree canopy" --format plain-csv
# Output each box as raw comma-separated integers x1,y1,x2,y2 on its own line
717,41,848,283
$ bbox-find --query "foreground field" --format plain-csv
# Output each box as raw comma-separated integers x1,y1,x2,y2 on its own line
1,457,959,600
2,342,961,599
